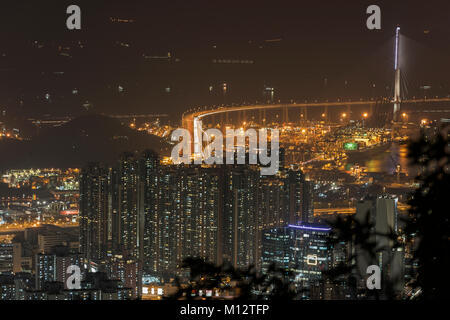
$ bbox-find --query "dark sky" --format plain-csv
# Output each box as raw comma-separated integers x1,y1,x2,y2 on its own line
2,0,448,45
2,1,449,43
0,0,449,119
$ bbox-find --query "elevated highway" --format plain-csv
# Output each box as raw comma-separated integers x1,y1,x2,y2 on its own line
182,97,450,133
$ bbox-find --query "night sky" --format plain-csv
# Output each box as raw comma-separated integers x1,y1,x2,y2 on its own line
0,0,449,119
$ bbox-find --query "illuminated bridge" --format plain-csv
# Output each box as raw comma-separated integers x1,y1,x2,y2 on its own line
181,27,450,151
182,97,450,132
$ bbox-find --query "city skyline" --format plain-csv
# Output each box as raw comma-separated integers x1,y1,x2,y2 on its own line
0,0,449,309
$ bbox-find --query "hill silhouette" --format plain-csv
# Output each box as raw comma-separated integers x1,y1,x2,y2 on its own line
0,114,171,170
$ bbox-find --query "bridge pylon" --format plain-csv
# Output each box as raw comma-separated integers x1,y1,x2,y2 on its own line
283,106,289,124
393,26,402,122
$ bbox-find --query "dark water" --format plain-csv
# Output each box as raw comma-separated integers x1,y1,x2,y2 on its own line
348,143,413,175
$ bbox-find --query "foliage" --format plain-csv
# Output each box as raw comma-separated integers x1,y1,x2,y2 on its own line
406,124,450,299
170,257,297,300
324,213,399,299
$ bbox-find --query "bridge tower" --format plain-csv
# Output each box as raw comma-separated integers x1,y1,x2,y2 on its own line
393,26,401,122
283,106,289,124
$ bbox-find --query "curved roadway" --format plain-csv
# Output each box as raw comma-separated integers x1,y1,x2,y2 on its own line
182,98,450,131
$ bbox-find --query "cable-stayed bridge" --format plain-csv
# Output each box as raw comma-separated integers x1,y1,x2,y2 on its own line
182,27,450,144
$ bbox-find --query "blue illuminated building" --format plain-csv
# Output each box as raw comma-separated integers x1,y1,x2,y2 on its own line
261,224,332,290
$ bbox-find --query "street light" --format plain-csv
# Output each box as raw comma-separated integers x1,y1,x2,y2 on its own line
362,112,368,128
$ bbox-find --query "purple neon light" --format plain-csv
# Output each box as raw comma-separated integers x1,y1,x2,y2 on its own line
288,224,331,231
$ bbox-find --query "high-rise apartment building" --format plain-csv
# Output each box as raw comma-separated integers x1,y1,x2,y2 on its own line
117,152,143,260
79,163,111,261
35,246,82,290
261,224,332,295
223,165,260,269
79,151,317,285
284,169,314,224
139,150,160,274
0,243,13,274
355,195,404,295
